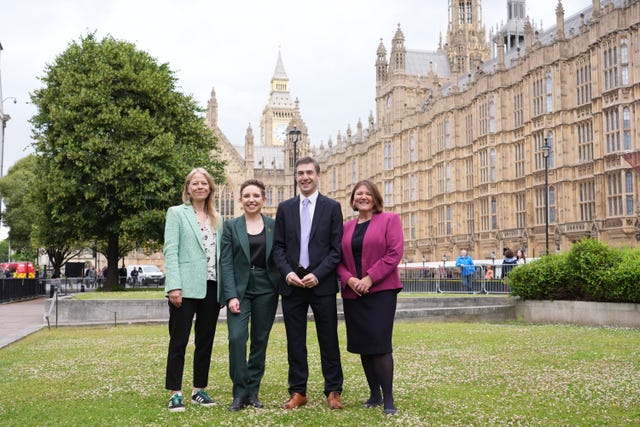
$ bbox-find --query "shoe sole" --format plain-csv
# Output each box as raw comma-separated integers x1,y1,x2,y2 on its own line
192,400,216,407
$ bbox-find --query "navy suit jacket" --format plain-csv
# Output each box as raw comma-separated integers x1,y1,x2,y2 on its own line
273,193,343,297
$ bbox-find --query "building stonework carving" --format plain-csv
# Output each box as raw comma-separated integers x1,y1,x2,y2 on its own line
210,0,640,263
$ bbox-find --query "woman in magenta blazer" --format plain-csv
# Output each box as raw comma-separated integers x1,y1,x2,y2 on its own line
336,179,404,415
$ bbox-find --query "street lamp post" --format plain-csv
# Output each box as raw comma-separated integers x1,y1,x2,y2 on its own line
288,126,301,196
542,133,552,255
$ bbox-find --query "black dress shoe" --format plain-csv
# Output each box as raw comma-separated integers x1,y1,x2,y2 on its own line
245,395,264,408
228,397,246,411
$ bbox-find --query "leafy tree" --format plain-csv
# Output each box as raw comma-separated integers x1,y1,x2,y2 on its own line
30,33,225,289
0,155,38,255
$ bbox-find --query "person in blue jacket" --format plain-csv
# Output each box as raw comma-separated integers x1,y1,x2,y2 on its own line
455,249,475,293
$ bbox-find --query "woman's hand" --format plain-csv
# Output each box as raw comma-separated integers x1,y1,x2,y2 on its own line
168,289,182,308
227,297,240,314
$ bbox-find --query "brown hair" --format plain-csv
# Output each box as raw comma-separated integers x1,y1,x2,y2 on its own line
182,167,220,228
350,179,384,213
239,179,266,198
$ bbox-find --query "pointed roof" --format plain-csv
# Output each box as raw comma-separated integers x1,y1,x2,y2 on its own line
272,50,288,80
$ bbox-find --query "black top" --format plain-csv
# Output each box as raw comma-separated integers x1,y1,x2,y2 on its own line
248,228,266,268
352,220,370,278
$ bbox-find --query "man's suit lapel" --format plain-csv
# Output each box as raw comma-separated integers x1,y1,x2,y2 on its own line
309,194,325,239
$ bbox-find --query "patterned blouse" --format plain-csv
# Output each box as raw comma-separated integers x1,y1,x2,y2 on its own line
200,220,217,281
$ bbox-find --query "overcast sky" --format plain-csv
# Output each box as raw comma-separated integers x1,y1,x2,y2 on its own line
1,0,588,174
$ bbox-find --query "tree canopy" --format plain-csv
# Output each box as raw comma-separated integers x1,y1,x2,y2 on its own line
30,33,225,288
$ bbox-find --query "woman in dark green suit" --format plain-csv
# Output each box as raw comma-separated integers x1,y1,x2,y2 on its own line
220,179,280,411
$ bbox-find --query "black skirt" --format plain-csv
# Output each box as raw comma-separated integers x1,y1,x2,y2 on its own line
343,289,398,355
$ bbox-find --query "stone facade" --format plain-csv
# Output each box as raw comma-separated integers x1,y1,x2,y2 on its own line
316,0,640,262
208,0,640,264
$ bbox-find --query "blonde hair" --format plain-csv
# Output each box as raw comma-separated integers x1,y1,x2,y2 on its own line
182,167,220,229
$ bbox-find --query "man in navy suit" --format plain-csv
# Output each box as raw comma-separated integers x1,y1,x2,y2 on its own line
273,156,344,410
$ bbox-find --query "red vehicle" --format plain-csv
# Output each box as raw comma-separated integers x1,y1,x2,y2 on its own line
0,262,36,279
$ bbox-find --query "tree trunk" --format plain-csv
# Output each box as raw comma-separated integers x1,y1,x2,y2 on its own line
103,234,121,290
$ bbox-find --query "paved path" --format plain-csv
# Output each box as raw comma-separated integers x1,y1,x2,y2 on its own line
0,297,48,349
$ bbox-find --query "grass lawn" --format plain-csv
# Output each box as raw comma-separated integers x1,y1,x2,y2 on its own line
1,320,638,426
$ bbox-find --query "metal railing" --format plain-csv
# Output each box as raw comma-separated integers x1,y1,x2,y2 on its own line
0,278,47,302
399,264,514,294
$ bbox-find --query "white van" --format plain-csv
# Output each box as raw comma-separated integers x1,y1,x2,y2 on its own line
127,265,165,286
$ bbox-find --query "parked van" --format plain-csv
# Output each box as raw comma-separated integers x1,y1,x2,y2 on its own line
0,262,36,279
127,265,165,286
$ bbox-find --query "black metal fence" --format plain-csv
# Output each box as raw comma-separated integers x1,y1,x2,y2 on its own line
0,278,47,302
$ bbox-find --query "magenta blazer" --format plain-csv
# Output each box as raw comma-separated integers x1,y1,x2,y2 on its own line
337,212,404,300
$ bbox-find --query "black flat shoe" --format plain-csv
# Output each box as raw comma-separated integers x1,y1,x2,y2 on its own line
362,399,383,408
383,407,398,415
228,397,246,411
245,395,264,408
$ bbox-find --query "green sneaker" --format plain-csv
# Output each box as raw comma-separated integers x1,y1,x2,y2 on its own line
191,389,215,407
168,393,185,412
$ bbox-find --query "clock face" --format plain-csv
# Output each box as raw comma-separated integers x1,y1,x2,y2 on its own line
274,124,287,143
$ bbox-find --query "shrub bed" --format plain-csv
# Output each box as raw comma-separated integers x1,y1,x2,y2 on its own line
508,239,640,303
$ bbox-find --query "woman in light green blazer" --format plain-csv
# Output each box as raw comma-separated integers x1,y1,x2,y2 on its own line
220,179,280,411
163,167,223,413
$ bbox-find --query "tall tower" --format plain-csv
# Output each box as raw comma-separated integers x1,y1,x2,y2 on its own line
445,0,490,74
498,0,527,52
261,51,296,147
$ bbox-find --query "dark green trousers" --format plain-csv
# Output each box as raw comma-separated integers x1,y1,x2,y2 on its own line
227,268,278,398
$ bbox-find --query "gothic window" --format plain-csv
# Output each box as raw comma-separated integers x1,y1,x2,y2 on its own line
549,186,556,223
576,61,592,105
577,121,594,163
532,75,544,116
384,141,393,169
516,192,526,229
579,180,596,221
444,117,451,149
545,72,553,113
490,148,496,182
626,171,634,215
604,42,618,90
466,158,474,189
409,213,416,240
466,203,475,235
409,132,416,162
384,180,394,206
277,187,285,204
437,164,445,193
446,205,452,235
623,107,632,150
491,197,497,229
621,38,629,85
332,168,337,192
489,98,495,133
216,184,235,220
266,187,274,207
513,92,524,127
479,149,489,184
606,172,627,216
446,163,452,192
535,131,554,170
604,108,621,153
465,113,473,145
515,141,525,178
535,187,555,225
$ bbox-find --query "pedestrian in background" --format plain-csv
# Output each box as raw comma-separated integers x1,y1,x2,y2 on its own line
455,249,475,293
220,179,280,411
337,179,403,415
163,167,223,412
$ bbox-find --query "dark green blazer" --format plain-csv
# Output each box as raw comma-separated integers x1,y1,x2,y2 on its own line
220,214,280,303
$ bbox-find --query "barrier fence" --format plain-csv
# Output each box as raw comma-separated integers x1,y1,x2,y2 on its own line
0,278,47,302
399,264,514,294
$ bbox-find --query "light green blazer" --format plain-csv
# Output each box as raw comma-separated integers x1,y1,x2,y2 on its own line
163,204,223,302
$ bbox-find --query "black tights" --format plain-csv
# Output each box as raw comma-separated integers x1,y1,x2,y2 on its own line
361,353,395,410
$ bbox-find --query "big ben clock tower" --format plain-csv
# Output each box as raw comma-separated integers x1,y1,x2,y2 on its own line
261,51,296,146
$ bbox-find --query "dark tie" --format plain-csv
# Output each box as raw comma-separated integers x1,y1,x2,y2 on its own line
299,197,311,268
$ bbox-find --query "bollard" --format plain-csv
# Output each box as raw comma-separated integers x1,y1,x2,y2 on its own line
80,284,85,292
49,284,56,298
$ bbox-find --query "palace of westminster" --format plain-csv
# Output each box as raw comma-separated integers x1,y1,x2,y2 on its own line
202,0,640,264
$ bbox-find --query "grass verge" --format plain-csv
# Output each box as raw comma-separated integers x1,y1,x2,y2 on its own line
1,321,638,426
